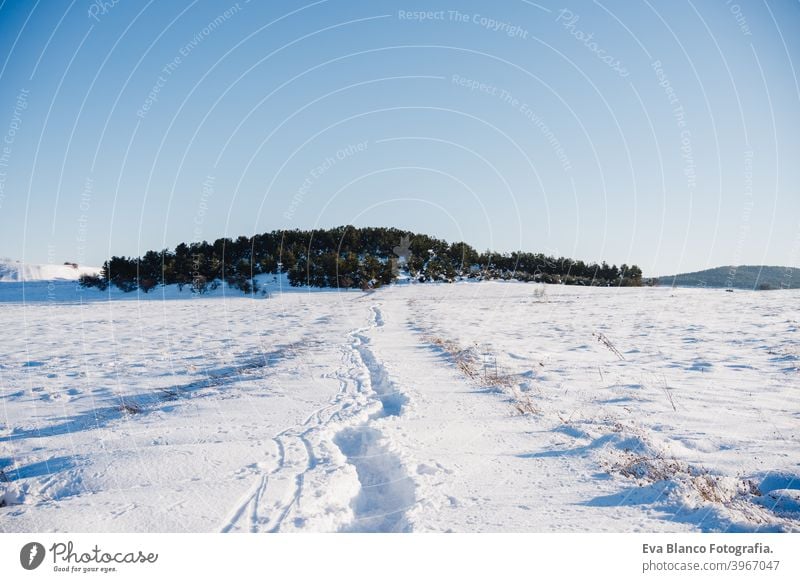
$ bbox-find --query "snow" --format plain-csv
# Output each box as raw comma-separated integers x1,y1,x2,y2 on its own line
0,259,100,282
1,281,798,532
0,273,309,303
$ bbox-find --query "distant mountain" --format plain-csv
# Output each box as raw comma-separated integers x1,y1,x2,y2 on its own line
0,258,101,282
657,265,800,290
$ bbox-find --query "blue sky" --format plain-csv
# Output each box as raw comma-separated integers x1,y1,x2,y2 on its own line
0,0,798,276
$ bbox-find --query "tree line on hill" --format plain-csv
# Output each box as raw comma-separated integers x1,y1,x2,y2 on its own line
79,226,645,294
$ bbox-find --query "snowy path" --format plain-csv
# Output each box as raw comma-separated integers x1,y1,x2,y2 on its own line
218,302,416,532
333,306,415,532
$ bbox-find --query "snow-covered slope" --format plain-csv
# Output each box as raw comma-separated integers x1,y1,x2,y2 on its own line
0,272,325,302
1,283,798,532
0,258,100,282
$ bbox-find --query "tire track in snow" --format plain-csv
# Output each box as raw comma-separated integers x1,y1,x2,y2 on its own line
264,429,319,533
219,473,267,533
221,431,311,533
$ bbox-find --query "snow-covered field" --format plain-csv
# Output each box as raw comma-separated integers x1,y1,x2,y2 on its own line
1,282,798,532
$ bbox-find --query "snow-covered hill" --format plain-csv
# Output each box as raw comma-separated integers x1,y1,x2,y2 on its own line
0,258,100,282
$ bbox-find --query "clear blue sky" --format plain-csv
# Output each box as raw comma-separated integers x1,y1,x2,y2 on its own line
0,0,798,276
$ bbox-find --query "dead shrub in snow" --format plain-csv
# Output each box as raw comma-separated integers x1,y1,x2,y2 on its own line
456,351,479,379
425,335,536,416
611,452,690,482
512,390,539,415
478,345,517,389
690,474,762,504
609,450,762,505
425,335,480,379
485,369,516,389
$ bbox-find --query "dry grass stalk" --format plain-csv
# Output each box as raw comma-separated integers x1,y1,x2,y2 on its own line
425,334,534,414
592,331,625,360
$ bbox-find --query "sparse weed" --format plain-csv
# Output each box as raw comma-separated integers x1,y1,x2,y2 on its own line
610,452,691,482
513,390,539,415
425,335,480,379
592,331,625,360
425,335,530,412
485,370,516,389
691,474,762,503
662,376,677,411
608,449,763,505
478,344,517,388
